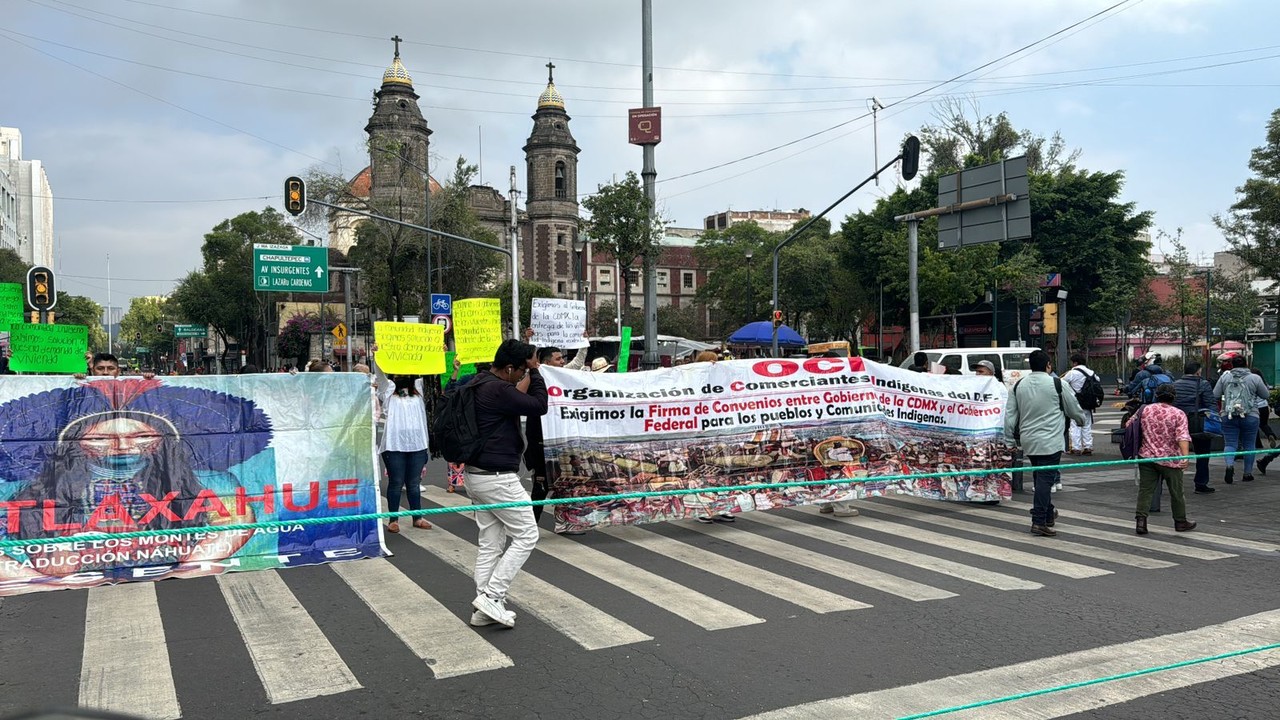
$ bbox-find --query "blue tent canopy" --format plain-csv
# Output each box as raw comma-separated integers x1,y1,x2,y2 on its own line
728,320,806,346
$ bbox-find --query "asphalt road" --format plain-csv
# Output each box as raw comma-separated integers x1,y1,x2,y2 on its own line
3,443,1280,720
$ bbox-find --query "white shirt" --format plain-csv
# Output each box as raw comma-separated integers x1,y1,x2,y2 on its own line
374,362,429,454
1061,365,1095,394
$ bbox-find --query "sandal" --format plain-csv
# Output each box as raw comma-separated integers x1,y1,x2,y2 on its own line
386,521,400,533
413,518,433,530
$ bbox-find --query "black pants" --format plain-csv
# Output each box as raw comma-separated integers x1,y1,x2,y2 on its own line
530,463,549,521
1190,432,1212,488
1028,452,1061,526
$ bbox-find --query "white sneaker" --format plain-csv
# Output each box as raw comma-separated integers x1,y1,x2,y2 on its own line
832,508,860,517
470,609,517,627
818,504,834,514
472,594,515,628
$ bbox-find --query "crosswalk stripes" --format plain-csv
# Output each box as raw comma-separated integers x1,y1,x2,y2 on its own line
683,518,959,601
602,525,873,614
79,583,181,720
1000,499,1279,553
886,495,1236,561
330,558,514,678
860,499,1179,570
423,486,765,630
738,510,1043,591
394,516,654,650
217,571,362,704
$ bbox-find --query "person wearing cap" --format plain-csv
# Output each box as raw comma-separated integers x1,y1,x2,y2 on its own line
974,359,1003,383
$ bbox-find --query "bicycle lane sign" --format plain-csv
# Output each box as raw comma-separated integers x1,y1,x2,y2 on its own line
431,293,452,315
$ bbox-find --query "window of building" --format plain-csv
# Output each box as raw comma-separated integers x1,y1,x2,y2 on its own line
557,281,566,295
629,269,641,292
557,233,565,246
554,161,566,198
682,271,695,290
599,268,612,288
657,270,669,288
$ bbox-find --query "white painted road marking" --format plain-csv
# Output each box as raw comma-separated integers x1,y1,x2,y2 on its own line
218,571,361,704
739,608,1280,719
744,509,1043,591
79,583,181,720
331,558,513,678
1002,498,1272,552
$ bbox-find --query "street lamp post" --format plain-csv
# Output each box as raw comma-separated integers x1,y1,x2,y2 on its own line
745,249,754,323
573,235,586,301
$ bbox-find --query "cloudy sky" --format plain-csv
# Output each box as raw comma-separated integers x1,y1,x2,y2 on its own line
2,0,1276,312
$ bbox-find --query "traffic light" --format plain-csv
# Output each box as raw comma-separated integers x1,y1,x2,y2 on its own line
156,323,164,333
1042,302,1059,334
134,331,141,343
772,309,783,329
901,135,921,181
25,266,56,311
285,176,306,216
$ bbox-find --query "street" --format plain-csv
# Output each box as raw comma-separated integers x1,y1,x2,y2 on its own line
3,447,1279,720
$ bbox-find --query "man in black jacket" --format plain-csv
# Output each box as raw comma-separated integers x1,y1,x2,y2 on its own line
466,339,548,628
1173,362,1216,493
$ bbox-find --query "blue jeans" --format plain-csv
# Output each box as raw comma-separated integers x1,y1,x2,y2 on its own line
1222,415,1260,475
383,449,429,522
1028,452,1061,526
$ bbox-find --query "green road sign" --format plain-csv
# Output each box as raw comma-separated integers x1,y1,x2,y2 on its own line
253,243,329,293
174,323,208,338
135,347,149,353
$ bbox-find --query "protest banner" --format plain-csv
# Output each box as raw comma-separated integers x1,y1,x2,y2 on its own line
541,357,1013,533
374,321,445,375
530,298,588,349
0,373,384,596
0,283,23,333
453,298,502,364
8,323,87,374
617,326,632,374
439,351,477,389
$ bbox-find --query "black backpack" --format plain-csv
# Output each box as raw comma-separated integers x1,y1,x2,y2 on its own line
431,374,498,464
1076,369,1105,411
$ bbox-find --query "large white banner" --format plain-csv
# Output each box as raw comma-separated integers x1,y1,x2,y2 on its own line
541,357,1014,532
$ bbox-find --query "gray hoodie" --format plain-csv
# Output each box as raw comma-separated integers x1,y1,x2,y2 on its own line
1213,367,1270,418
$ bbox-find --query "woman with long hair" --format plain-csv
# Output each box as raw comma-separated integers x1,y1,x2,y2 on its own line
372,351,432,533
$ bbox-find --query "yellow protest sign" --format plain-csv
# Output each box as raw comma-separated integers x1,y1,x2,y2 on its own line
453,298,502,365
373,321,445,375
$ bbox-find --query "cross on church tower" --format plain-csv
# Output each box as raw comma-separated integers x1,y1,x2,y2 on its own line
391,35,402,58
546,61,555,83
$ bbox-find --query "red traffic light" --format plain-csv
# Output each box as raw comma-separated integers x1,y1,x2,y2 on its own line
772,310,783,322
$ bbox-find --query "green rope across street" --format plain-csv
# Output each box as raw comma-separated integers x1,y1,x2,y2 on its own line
896,641,1280,718
1,447,1276,550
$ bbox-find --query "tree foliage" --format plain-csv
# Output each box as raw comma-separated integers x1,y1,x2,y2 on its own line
487,278,555,334
55,292,108,352
1214,108,1280,283
581,171,663,313
276,310,342,368
119,296,174,361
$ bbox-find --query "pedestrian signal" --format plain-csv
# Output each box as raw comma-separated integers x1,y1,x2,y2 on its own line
1042,302,1059,334
26,266,56,310
285,176,306,216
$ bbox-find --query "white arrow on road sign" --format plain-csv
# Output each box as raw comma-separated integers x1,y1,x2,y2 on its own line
315,267,325,278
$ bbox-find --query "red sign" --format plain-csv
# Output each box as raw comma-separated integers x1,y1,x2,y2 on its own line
431,314,452,334
628,107,662,145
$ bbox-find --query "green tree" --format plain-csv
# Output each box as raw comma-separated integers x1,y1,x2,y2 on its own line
0,248,28,284
172,208,299,363
581,172,663,313
592,299,643,336
1210,269,1261,342
487,278,555,334
119,296,174,365
1159,230,1206,359
657,303,705,340
694,222,774,336
1214,108,1280,283
994,246,1049,345
54,292,108,352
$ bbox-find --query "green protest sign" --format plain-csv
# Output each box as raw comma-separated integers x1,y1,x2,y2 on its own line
0,283,23,333
439,350,477,389
9,323,88,374
617,326,632,374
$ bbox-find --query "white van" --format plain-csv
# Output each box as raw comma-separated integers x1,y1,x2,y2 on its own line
898,347,1037,388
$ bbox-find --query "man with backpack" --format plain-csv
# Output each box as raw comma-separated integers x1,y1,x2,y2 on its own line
1005,350,1088,537
1125,353,1173,404
1062,353,1104,455
1213,354,1271,484
1172,362,1217,493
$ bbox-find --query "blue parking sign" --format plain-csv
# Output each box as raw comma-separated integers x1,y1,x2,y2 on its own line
430,293,452,315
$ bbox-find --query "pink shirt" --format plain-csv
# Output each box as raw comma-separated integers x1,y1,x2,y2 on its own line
1129,403,1191,468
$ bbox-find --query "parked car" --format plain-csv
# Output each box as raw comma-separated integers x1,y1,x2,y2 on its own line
898,347,1036,388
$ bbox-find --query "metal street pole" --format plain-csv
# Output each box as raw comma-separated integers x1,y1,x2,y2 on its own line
1056,293,1069,375
746,250,753,323
343,270,354,368
509,165,520,340
640,0,659,369
908,220,920,353
1204,267,1213,371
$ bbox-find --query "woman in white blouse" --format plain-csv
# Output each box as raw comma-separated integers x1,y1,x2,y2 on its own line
372,352,432,533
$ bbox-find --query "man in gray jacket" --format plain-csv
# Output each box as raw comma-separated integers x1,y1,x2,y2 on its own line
1005,350,1087,537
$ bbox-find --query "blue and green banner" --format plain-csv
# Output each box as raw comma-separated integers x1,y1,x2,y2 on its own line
0,374,383,596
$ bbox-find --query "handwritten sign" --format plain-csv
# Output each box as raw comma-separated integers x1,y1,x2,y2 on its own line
530,298,588,349
453,298,502,365
8,323,88,374
0,283,23,333
616,326,633,374
374,321,445,375
439,350,477,390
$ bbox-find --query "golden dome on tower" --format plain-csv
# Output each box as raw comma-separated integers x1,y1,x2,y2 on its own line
538,81,565,110
382,55,413,86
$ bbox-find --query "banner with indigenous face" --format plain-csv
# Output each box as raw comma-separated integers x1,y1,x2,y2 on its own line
541,357,1014,533
0,374,384,596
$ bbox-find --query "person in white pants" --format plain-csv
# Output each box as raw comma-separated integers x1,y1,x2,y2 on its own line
1061,353,1096,455
463,339,548,628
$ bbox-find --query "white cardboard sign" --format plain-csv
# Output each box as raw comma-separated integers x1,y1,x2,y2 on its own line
531,298,589,349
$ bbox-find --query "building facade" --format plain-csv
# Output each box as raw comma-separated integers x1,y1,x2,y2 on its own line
0,128,54,267
704,208,811,234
